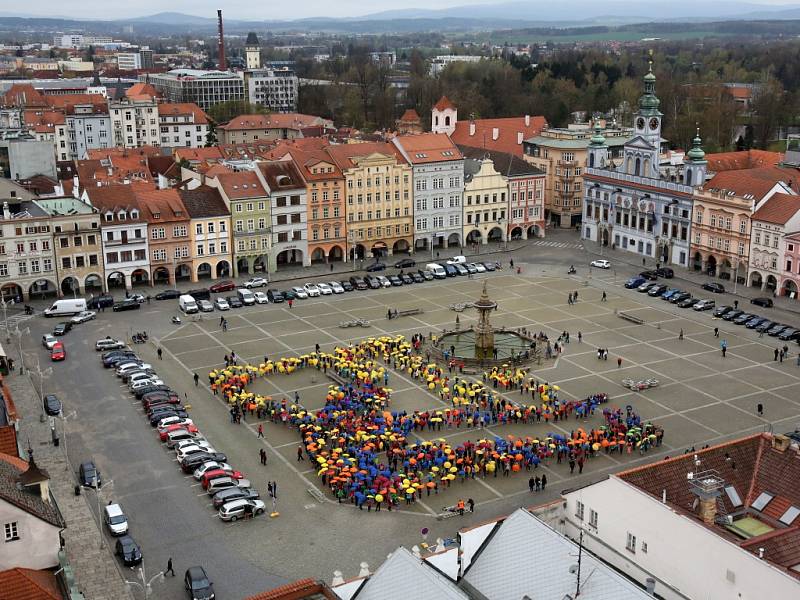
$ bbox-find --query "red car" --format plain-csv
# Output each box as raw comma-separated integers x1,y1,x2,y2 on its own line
209,280,236,293
158,424,199,442
200,468,243,489
50,342,66,361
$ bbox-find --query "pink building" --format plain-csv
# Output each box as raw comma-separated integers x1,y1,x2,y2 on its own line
782,231,800,299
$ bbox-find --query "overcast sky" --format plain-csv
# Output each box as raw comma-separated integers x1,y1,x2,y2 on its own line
8,0,800,20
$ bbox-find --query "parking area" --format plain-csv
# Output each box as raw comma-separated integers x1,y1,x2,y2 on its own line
26,262,800,593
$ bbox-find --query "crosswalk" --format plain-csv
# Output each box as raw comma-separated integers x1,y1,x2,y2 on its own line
2,313,33,332
530,240,585,250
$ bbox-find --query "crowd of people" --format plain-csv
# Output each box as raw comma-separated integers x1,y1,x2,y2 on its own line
206,335,664,511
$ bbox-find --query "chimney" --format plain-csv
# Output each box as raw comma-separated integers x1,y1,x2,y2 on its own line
645,578,656,596
332,571,344,586
217,9,226,71
2,202,9,219
517,132,524,145
772,434,790,452
699,497,718,525
469,122,476,136
492,127,499,141
525,114,530,127
758,548,765,559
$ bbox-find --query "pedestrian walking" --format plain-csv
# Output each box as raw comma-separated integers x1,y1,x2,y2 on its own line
510,259,514,268
7,358,13,372
219,316,225,326
714,327,719,338
193,373,199,386
679,329,684,340
541,474,547,491
260,448,267,465
774,348,779,361
467,498,474,513
734,300,739,309
757,403,764,416
222,319,228,332
297,446,305,461
166,558,175,577
257,423,264,438
157,347,163,360
267,481,274,497
577,331,582,343
330,263,334,272
528,477,535,492
721,340,727,357
617,357,622,368
601,290,607,302
288,299,293,309
271,481,277,499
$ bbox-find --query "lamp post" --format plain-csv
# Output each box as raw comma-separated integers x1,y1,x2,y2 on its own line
11,325,27,375
1,298,8,343
24,354,51,421
60,410,76,471
89,479,113,549
124,565,165,599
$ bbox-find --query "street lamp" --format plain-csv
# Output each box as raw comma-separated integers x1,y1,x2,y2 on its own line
60,410,76,471
1,298,9,342
24,354,51,421
11,325,28,375
124,565,165,599
88,479,113,549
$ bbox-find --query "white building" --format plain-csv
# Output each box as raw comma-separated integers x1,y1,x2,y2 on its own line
109,97,160,148
748,193,800,292
116,52,141,71
430,55,485,76
157,103,209,149
562,433,800,600
65,103,112,159
257,161,309,269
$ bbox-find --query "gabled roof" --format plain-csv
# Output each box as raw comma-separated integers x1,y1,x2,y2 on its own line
326,142,405,170
215,171,268,200
132,188,189,223
0,426,18,458
752,193,800,225
393,133,462,165
352,547,467,600
0,453,64,528
704,166,800,201
125,82,160,100
245,578,337,600
84,184,146,222
451,115,547,157
158,102,208,125
275,146,343,182
219,113,332,132
174,146,224,163
0,568,62,600
399,109,420,122
705,150,784,172
2,84,47,108
462,509,652,600
178,185,230,218
458,145,545,178
433,96,456,112
44,93,106,111
258,161,305,192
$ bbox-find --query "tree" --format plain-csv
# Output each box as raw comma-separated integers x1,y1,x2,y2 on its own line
205,122,218,147
751,74,787,149
207,101,268,125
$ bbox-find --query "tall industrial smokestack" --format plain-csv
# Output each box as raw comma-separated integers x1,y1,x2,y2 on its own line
217,9,226,71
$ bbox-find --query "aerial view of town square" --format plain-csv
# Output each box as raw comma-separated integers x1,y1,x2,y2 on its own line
1,1,800,599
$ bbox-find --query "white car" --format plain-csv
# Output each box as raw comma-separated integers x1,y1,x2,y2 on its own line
317,282,333,295
176,443,216,461
71,310,97,324
214,297,230,311
130,293,147,304
253,291,269,304
377,275,391,288
42,334,59,349
328,281,345,294
245,277,267,289
591,259,611,269
193,461,234,480
471,262,487,273
95,338,125,351
291,287,309,299
174,438,209,453
117,362,150,376
156,416,193,430
303,283,321,297
131,378,164,391
198,300,214,312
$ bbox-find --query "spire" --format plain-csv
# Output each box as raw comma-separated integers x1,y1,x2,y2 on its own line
638,54,661,115
590,120,606,147
687,126,706,162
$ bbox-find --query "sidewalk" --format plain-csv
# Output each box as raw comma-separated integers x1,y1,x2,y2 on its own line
7,372,132,600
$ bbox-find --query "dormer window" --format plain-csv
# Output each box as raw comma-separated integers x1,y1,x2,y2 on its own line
104,212,113,222
153,212,161,219
118,211,126,221
130,210,139,219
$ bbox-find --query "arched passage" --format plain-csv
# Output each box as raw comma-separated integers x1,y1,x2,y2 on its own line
175,264,192,282
370,241,387,259
84,273,103,292
197,263,212,280
765,274,778,291
107,271,126,289
328,245,344,262
351,244,366,261
706,255,717,276
216,261,231,278
237,257,251,275
310,248,326,264
782,279,798,298
487,226,504,242
276,249,303,268
510,227,523,240
692,251,702,271
447,232,461,248
29,278,57,300
392,239,410,255
131,269,149,287
466,230,482,245
253,255,268,272
749,271,763,289
1,283,22,302
719,259,732,280
61,276,80,297
152,267,170,285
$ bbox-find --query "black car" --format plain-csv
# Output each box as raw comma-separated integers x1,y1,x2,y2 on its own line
444,264,458,277
134,384,171,399
712,306,733,318
266,289,284,303
53,322,72,336
155,289,182,300
733,313,756,325
656,267,674,278
365,262,386,272
181,452,228,473
348,276,368,291
79,460,101,488
340,280,354,292
768,324,789,336
722,309,743,321
483,262,497,272
640,270,659,280
226,296,243,308
112,299,140,312
648,284,668,297
185,566,215,600
745,317,768,329
212,487,261,509
141,390,179,404
389,275,403,286
670,292,691,304
411,272,424,283
102,352,138,368
148,408,188,426
756,320,776,333
187,288,211,301
678,297,700,308
778,328,800,341
751,297,774,308
115,535,143,566
43,394,61,416
702,282,725,293
87,294,114,309
394,258,416,268
365,276,381,289
400,273,414,285
418,269,434,281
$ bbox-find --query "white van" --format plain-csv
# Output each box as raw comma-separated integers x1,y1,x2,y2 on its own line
44,298,87,317
237,288,256,306
446,255,467,265
103,503,128,535
178,294,198,314
426,263,447,279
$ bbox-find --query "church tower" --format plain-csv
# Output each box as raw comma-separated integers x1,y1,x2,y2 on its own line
431,96,457,135
245,32,261,70
684,128,707,187
587,121,608,169
623,59,663,179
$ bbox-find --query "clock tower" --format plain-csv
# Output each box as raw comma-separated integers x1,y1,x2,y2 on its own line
624,60,663,179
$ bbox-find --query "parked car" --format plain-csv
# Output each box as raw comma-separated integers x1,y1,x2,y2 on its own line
317,282,333,295
87,294,114,310
282,290,296,301
751,297,774,308
193,461,234,481
637,282,658,293
756,320,776,333
212,487,260,509
43,394,61,416
112,299,140,312
155,289,182,300
79,460,101,488
207,476,251,496
639,270,659,280
389,275,403,286
625,276,646,289
209,280,236,293
454,264,469,276
591,259,611,269
181,452,228,473
693,299,716,311
464,263,478,274
266,289,284,303
184,566,215,600
443,264,458,277
328,281,345,294
214,298,230,311
656,267,674,278
768,324,789,336
159,424,199,442
365,262,386,272
722,309,743,321
400,273,414,285
177,444,217,462
349,277,368,291
71,311,97,324
678,297,700,309
114,535,143,566
778,328,800,341
376,275,391,288
198,300,214,312
670,292,692,304
648,284,668,297
702,282,725,293
472,262,487,273
660,288,681,300
418,269,434,281
483,262,497,272
218,498,265,521
733,313,756,325
42,334,58,349
291,287,309,299
394,258,416,268
712,306,733,318
226,296,243,309
244,277,267,289
411,272,424,283
745,317,767,329
104,503,128,536
303,283,321,297
52,321,72,336
340,280,354,292
252,291,268,304
50,342,66,361
365,276,381,290
201,468,244,489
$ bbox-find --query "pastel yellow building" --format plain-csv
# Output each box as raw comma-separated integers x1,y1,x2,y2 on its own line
463,157,509,247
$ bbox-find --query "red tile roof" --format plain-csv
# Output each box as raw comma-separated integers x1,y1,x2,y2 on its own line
704,166,800,200
2,84,48,108
219,113,331,132
0,568,62,600
705,150,784,172
326,142,405,170
245,578,338,600
214,171,267,199
752,193,800,225
0,426,18,458
258,160,305,192
433,96,456,112
132,188,188,223
450,116,547,157
125,82,160,100
158,102,208,125
174,146,225,164
84,184,147,222
399,109,420,122
393,133,462,164
44,93,106,110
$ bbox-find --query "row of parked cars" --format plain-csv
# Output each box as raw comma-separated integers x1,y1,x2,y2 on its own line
97,340,266,527
711,306,800,341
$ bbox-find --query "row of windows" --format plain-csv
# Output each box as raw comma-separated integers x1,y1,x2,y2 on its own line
348,175,409,188
0,240,52,255
151,226,188,240
511,190,543,201
196,222,228,234
511,207,541,219
61,255,99,269
310,190,340,202
237,238,270,252
415,197,460,211
310,227,342,241
416,215,460,231
0,258,54,277
152,247,191,261
466,193,507,206
196,241,228,256
348,208,411,221
466,210,507,225
414,177,461,191
311,207,341,219
106,250,146,264
350,224,411,239
348,191,409,204
753,232,781,249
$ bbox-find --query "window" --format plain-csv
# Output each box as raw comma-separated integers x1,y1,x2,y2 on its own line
626,532,636,553
589,509,598,528
0,263,6,277
779,505,800,526
4,521,19,542
575,501,584,521
752,492,773,511
724,485,743,508
208,222,215,233
642,541,648,554
196,244,204,256
196,223,203,235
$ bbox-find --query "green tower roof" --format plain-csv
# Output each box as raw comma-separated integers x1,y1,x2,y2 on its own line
590,122,606,146
687,128,706,161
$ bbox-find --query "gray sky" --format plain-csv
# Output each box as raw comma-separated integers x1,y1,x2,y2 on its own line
9,0,800,20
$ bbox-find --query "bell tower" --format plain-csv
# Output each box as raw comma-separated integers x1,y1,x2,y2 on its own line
245,32,261,70
624,57,663,179
587,121,608,169
684,127,707,187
